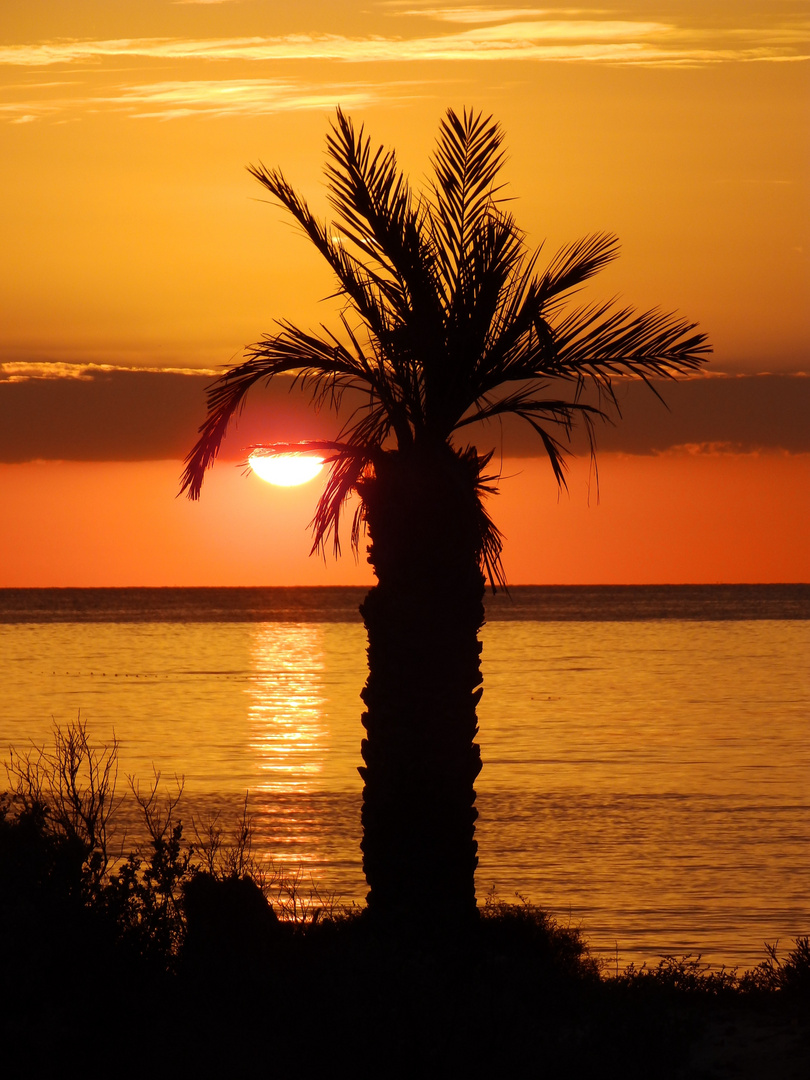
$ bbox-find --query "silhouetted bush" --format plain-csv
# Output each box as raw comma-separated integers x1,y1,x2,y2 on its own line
5,718,119,890
740,936,810,997
182,870,283,981
615,953,740,998
479,892,603,982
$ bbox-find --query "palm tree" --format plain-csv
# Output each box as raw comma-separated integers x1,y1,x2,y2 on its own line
181,108,709,929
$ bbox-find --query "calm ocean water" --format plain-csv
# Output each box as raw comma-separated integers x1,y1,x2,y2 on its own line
1,585,808,969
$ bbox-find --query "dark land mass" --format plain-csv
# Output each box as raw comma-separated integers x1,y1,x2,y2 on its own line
2,795,808,1079
1,901,808,1078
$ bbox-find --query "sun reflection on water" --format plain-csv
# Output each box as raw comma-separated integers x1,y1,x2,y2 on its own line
247,622,327,794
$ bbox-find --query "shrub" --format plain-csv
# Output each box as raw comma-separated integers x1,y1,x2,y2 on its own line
740,936,810,996
479,892,603,983
5,717,120,891
100,773,193,966
615,953,740,997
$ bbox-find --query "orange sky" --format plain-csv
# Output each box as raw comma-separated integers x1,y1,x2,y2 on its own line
2,451,808,587
1,2,808,586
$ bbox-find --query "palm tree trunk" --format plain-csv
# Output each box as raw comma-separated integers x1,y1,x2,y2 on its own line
358,443,485,927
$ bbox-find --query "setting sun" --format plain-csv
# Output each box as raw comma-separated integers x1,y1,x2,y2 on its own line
248,451,325,487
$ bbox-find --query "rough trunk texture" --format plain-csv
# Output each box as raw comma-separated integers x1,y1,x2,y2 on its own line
358,443,486,928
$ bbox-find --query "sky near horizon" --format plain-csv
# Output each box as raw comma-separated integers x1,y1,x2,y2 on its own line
1,2,808,586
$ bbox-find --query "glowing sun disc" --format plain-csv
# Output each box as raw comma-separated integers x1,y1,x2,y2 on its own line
249,452,325,487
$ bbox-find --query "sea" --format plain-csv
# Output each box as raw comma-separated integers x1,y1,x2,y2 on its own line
1,584,808,971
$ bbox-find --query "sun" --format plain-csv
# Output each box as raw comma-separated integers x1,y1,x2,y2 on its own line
248,451,325,487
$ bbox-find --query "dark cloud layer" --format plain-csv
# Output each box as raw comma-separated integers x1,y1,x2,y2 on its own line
0,367,807,465
546,374,810,457
0,369,338,464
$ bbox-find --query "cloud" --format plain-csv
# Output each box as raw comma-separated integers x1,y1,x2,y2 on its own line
0,14,805,71
0,362,218,383
0,31,744,69
110,79,384,120
0,79,393,125
504,373,810,458
1,364,807,464
389,7,615,22
450,19,668,41
0,364,344,464
2,11,806,121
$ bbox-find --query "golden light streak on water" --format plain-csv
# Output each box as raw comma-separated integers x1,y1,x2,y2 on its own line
247,622,327,795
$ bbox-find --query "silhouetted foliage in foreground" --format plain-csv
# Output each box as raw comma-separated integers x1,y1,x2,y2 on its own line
2,722,808,1076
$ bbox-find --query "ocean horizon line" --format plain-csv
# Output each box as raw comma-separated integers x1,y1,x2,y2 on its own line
1,582,807,623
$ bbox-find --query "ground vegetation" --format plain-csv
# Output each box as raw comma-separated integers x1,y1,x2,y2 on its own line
2,724,806,1076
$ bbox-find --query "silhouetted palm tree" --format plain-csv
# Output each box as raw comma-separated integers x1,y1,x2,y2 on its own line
181,109,709,928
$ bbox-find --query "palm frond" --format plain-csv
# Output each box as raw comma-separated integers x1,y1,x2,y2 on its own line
455,444,507,590
322,110,464,432
324,110,442,333
247,163,409,355
470,235,621,392
180,328,374,500
472,250,553,382
456,214,525,349
325,111,418,275
537,233,621,305
430,108,508,292
552,301,710,378
425,215,527,434
310,445,376,559
458,389,605,432
456,388,606,489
